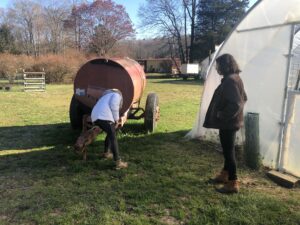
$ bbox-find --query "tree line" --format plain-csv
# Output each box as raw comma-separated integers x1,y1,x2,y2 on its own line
0,0,249,63
0,0,134,56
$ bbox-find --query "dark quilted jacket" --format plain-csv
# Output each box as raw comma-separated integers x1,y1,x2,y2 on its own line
203,73,247,130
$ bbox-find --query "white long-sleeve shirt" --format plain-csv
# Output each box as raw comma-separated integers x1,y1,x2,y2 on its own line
91,91,122,123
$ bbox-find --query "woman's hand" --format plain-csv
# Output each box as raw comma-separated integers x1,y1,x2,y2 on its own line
115,110,129,129
115,117,126,128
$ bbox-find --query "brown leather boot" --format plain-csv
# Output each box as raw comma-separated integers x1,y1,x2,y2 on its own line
101,152,113,160
211,170,229,184
115,160,128,170
217,180,239,194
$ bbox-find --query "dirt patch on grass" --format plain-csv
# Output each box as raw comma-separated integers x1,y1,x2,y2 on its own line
0,215,8,220
240,176,259,187
160,209,183,225
241,174,300,204
49,209,63,217
160,216,181,225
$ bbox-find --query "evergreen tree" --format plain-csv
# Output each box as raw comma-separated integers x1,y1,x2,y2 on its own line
194,0,249,61
0,24,16,53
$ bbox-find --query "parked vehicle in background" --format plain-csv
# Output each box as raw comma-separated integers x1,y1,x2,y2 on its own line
179,63,200,80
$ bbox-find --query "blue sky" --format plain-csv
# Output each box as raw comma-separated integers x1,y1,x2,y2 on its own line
0,0,145,23
0,0,145,33
115,0,258,25
0,0,9,8
0,0,258,24
114,0,145,25
0,0,257,37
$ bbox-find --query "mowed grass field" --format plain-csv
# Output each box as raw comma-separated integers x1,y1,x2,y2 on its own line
0,78,300,225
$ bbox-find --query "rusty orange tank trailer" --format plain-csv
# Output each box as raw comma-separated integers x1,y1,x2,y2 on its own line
69,57,159,132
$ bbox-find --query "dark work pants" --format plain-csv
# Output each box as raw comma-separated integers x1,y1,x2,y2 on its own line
219,129,237,180
94,120,120,161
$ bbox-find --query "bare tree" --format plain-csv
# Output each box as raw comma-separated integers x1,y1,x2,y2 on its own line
8,0,43,56
138,0,187,63
63,0,88,50
1,0,134,56
0,8,5,24
182,0,197,62
43,0,70,54
66,0,134,56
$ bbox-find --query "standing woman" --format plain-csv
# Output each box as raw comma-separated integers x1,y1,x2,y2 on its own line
203,54,247,193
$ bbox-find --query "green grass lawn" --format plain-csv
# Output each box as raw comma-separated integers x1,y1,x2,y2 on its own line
0,78,299,225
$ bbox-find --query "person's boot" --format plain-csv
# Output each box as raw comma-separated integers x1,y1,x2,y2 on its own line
101,152,113,160
211,170,228,184
217,180,239,194
115,160,128,170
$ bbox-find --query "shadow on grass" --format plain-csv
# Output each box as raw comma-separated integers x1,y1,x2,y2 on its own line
0,125,231,225
0,121,156,151
0,123,79,151
0,120,223,193
0,121,205,173
0,119,197,159
2,124,298,225
119,122,146,135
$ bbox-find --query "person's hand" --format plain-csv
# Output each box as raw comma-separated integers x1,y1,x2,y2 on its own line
121,110,129,126
117,115,127,127
115,117,124,128
120,116,127,126
115,110,129,129
115,119,121,129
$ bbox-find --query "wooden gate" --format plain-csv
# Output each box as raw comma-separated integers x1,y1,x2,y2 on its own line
23,70,46,92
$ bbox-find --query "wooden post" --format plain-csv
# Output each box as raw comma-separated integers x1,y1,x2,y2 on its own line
244,112,261,169
294,70,300,90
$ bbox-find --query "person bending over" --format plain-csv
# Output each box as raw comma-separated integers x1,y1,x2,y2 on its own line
91,89,128,170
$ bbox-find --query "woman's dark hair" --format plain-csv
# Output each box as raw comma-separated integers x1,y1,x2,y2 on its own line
216,53,241,75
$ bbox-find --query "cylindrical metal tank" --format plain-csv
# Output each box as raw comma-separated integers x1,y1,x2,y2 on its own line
73,57,146,114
